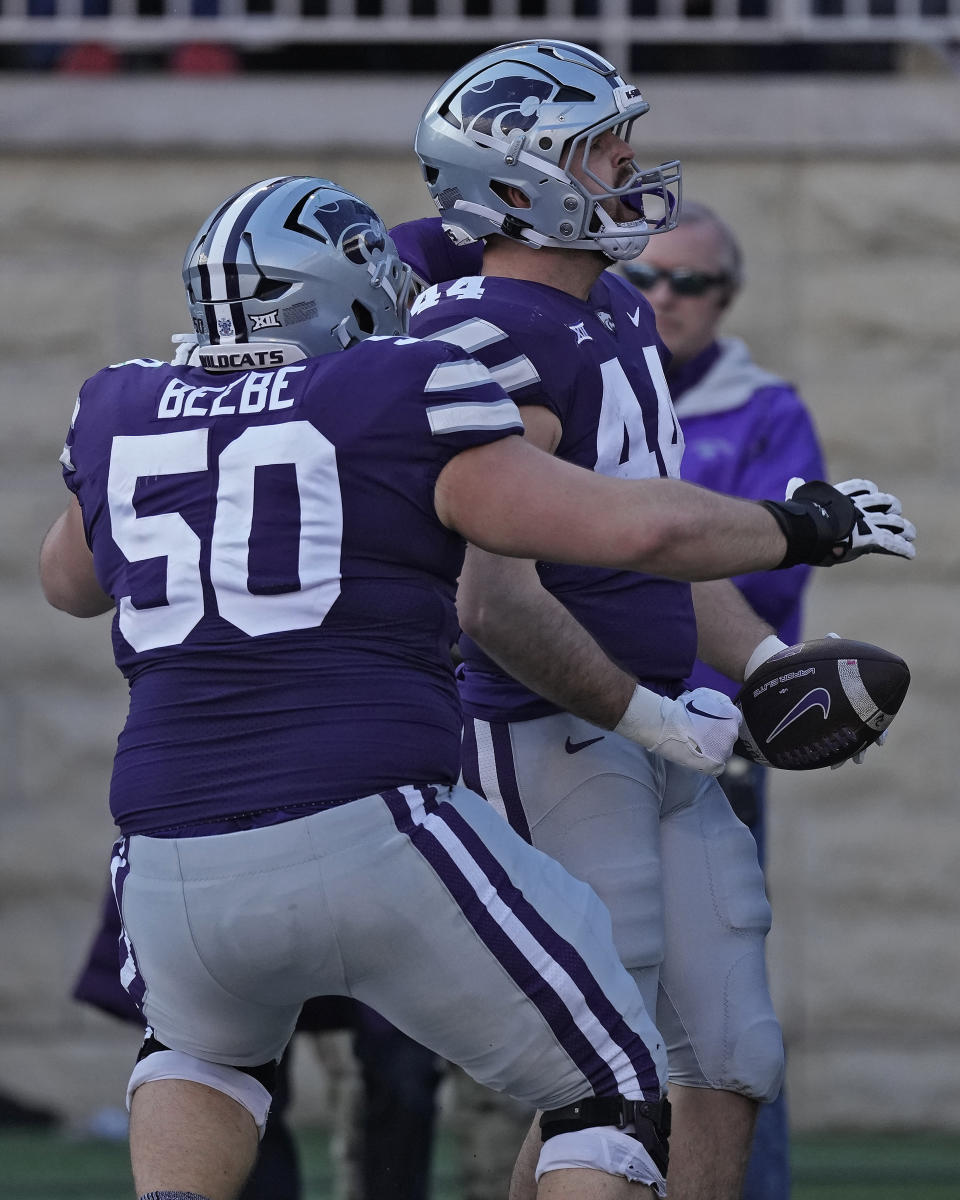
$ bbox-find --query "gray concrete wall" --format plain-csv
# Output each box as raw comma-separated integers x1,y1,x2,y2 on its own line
1,74,958,1133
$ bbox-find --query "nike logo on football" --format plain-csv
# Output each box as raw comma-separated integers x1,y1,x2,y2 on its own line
767,688,832,742
628,307,642,326
684,699,729,720
564,735,605,754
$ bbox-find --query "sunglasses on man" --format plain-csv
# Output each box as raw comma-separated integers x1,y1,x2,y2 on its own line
622,262,730,297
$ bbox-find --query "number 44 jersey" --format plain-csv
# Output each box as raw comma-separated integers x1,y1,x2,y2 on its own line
408,271,698,723
60,337,523,836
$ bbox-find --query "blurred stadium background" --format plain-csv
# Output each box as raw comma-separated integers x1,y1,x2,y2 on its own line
0,4,958,1193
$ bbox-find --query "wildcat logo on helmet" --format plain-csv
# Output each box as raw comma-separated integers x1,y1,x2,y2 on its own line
459,77,554,139
250,310,282,331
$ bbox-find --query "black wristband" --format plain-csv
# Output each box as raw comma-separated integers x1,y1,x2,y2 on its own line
759,481,856,568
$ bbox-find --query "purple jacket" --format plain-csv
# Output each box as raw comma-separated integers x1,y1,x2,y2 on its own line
670,337,826,698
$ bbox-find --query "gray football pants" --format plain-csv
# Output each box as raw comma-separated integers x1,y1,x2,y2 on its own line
461,711,785,1102
113,783,667,1113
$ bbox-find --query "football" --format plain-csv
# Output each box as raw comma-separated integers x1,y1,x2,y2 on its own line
734,637,910,770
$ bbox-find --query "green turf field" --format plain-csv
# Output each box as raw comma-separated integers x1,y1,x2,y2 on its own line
2,1128,958,1199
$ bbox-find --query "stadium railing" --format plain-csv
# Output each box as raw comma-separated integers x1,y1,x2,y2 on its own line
1,0,959,53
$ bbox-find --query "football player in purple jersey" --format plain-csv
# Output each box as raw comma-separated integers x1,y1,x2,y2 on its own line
408,39,915,1200
40,175,912,1200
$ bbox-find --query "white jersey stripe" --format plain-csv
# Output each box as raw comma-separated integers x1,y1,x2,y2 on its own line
489,355,541,394
426,399,522,436
425,318,507,353
395,785,644,1097
424,358,498,392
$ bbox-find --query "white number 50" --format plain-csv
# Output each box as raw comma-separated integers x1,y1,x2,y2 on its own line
107,422,343,652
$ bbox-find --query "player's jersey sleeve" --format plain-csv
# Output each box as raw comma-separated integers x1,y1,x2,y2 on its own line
409,278,580,427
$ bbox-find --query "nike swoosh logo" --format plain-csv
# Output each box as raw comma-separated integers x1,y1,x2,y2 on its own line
684,699,730,720
564,735,605,754
628,307,641,326
767,687,832,742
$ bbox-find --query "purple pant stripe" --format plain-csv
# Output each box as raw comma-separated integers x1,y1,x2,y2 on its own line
382,787,643,1097
460,720,484,799
433,792,661,1097
480,721,532,844
110,837,146,1012
489,722,532,844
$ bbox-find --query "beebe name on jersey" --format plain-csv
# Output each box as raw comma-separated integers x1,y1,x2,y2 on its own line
158,365,306,419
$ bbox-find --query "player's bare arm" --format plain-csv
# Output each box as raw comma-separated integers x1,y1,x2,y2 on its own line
437,440,916,579
691,579,778,683
438,435,788,579
457,400,637,728
40,496,112,617
458,546,637,730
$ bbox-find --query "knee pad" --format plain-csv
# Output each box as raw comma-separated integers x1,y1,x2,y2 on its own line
728,1014,785,1104
536,1096,670,1195
126,1035,274,1138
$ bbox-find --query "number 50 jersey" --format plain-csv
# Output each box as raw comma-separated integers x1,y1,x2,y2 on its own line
60,337,523,836
409,271,698,723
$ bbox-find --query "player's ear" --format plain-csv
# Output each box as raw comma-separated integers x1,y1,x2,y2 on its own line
491,181,532,210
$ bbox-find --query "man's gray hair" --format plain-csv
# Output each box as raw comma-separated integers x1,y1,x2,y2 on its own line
676,200,744,289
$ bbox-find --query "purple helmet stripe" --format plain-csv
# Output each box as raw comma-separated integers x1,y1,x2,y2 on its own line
199,176,300,341
383,786,660,1098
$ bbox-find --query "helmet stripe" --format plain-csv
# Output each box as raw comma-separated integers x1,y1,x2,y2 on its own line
201,176,299,304
201,176,301,343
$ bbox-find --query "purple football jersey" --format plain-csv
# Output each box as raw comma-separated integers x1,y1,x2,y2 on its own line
61,339,523,835
408,269,697,722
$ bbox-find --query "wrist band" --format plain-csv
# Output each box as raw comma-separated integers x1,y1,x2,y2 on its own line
744,635,789,681
613,685,666,746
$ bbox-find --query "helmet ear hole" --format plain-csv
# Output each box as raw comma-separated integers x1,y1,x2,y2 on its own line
255,276,291,301
351,300,375,335
490,180,531,210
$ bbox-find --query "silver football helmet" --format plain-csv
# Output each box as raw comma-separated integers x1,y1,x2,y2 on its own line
183,176,415,367
414,40,681,261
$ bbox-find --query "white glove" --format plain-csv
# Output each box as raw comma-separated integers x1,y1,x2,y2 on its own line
171,333,198,366
786,477,916,563
614,684,742,776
